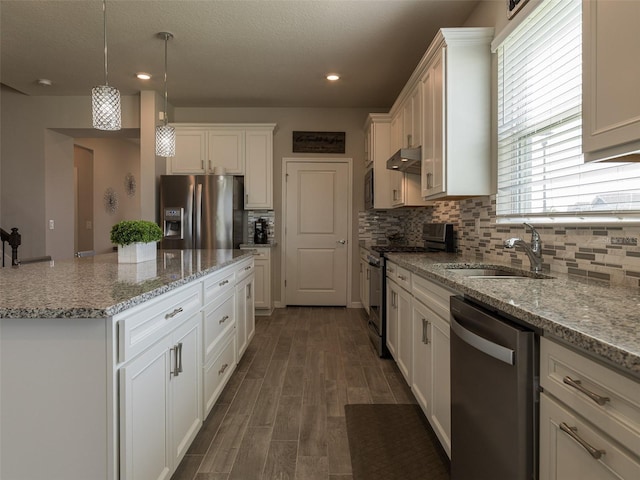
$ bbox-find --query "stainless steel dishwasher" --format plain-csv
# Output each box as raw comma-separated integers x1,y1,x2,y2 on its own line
450,295,538,480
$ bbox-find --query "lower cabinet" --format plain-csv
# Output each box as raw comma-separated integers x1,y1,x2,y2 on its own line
119,311,202,480
241,246,272,314
236,267,255,358
411,296,451,458
386,262,413,383
539,337,640,479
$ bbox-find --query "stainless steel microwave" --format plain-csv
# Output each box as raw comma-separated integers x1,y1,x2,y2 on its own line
364,168,374,210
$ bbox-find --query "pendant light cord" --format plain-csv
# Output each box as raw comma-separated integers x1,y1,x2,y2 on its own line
103,0,109,86
163,33,169,126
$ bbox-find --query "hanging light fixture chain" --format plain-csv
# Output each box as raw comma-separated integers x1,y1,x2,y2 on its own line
103,0,108,86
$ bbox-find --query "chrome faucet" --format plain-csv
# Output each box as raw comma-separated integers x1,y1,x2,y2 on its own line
504,223,543,273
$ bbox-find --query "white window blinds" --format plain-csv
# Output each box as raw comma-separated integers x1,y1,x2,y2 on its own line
496,0,640,222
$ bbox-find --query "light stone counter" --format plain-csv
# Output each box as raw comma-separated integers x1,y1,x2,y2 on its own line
385,252,640,378
0,249,252,319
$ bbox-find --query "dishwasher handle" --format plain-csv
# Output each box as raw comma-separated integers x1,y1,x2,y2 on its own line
450,315,515,366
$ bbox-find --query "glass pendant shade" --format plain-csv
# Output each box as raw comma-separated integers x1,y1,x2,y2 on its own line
92,85,121,130
156,124,176,157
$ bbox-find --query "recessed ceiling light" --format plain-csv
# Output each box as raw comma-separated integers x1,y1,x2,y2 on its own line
136,72,152,80
37,78,52,86
326,74,340,81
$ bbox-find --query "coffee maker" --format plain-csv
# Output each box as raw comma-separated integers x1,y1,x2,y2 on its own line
254,218,268,244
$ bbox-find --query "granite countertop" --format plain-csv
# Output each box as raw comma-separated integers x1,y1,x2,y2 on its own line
385,252,640,378
0,249,252,319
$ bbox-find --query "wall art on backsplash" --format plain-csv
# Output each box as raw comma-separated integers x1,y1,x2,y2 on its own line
104,187,118,214
292,131,345,154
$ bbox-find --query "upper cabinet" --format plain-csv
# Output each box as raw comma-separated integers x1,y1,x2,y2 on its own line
419,28,493,199
167,124,276,210
582,0,640,162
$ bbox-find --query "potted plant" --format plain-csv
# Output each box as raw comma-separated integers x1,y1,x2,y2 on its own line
110,220,163,264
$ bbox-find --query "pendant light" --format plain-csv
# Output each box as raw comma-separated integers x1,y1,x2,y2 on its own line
156,32,175,157
92,0,121,131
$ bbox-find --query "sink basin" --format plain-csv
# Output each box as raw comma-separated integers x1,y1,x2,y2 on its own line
446,267,553,279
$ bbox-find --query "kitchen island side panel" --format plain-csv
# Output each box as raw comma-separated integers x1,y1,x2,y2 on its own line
0,317,116,480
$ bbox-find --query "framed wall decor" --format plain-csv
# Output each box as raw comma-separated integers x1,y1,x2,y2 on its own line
292,131,346,154
507,0,529,19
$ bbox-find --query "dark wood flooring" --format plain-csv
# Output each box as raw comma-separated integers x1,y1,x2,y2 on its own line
171,306,417,480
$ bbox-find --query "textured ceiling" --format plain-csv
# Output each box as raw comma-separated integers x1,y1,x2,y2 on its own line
1,0,481,109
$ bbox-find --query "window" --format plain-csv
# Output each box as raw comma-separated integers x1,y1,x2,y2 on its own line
496,0,640,223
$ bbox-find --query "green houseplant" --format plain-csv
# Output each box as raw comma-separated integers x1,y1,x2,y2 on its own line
110,220,163,264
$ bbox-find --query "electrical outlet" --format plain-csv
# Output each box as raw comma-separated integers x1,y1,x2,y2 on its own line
49,219,54,230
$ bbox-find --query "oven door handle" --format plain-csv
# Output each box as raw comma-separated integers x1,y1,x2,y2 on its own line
450,316,515,366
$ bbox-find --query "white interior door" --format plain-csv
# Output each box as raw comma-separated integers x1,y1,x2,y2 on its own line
284,160,350,306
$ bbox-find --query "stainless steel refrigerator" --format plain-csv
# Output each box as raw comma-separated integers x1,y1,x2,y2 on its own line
160,175,244,250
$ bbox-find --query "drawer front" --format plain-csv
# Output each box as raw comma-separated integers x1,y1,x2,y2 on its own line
203,290,235,362
203,329,236,416
117,283,202,363
235,258,254,282
540,393,640,480
203,267,235,306
386,261,411,291
243,247,271,261
411,274,457,322
540,337,640,456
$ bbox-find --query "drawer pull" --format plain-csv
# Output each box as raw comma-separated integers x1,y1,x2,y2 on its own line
218,363,229,376
244,265,251,271
165,307,183,319
398,274,407,281
218,279,230,287
219,315,229,325
563,376,610,406
559,423,606,460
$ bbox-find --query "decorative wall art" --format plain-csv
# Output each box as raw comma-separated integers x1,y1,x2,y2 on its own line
292,131,346,154
507,0,529,19
125,172,137,197
104,187,119,214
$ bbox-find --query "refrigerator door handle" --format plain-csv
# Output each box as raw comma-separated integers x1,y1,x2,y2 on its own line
450,316,515,366
195,183,203,249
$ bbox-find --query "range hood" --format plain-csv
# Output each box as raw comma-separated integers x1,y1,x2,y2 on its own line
386,147,421,175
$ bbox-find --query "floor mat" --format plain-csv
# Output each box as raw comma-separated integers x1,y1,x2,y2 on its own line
345,403,450,480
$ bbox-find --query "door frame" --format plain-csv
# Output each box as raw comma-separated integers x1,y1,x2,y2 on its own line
281,157,353,307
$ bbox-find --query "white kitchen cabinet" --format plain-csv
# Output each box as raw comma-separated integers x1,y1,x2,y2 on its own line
242,246,272,314
170,128,207,174
403,84,422,149
359,248,370,314
539,337,640,479
419,28,493,199
245,127,274,209
583,0,640,162
540,394,640,480
207,128,244,174
411,273,455,458
364,114,393,209
167,124,275,209
386,261,412,383
389,112,405,207
236,259,256,358
119,311,202,480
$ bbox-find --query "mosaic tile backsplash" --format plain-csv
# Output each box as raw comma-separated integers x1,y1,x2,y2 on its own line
359,195,640,288
247,210,275,244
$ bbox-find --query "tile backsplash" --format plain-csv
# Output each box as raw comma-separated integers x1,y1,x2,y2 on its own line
247,210,275,244
359,195,640,288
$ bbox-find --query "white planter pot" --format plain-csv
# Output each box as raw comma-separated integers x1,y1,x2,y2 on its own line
117,242,157,264
117,261,158,283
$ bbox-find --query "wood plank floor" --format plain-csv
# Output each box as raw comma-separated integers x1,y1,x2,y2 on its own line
171,307,417,480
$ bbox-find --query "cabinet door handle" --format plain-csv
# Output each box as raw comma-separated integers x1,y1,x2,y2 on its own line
218,363,229,376
208,160,212,171
177,342,183,374
247,284,252,300
165,307,183,319
219,315,229,325
366,269,370,280
563,376,610,406
170,345,179,377
426,172,433,189
201,160,205,170
559,423,606,460
422,318,430,344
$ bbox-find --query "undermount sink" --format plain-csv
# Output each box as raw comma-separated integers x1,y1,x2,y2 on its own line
446,267,553,279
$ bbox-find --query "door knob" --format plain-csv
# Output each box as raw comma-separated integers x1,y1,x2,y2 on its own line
337,239,346,245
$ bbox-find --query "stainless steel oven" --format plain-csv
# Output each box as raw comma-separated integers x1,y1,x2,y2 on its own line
365,223,454,357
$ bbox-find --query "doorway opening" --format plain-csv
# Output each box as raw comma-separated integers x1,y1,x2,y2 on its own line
74,145,94,256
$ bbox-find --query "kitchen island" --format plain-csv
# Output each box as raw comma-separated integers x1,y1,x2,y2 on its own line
0,249,255,480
